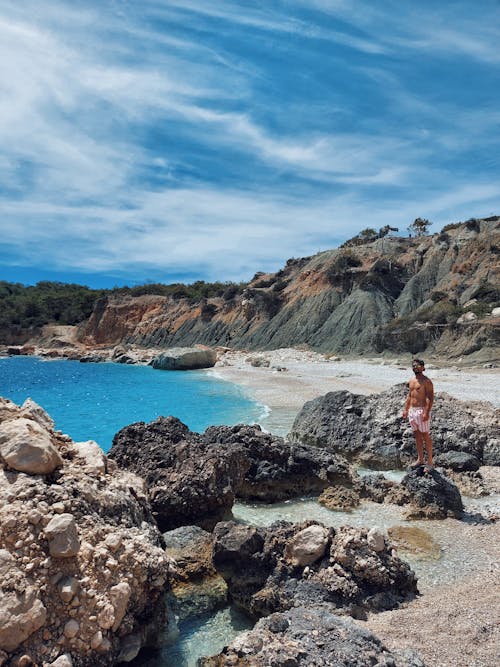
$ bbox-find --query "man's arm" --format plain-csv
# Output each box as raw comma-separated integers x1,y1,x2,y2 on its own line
424,379,434,419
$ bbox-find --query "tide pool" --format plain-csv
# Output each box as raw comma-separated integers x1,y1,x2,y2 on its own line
0,356,265,452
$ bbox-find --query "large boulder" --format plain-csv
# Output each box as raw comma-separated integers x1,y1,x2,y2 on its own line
109,417,250,531
151,347,217,370
401,467,463,518
212,520,418,620
0,397,172,666
200,606,425,667
289,385,499,468
0,417,63,475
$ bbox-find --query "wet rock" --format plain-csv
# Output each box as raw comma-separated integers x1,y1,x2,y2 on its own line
0,417,63,475
319,485,361,510
200,605,424,666
401,467,463,519
212,521,417,619
151,347,217,370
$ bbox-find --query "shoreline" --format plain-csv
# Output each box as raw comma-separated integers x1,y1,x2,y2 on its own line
209,348,500,435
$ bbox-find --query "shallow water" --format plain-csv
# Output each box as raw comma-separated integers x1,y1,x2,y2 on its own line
0,356,265,451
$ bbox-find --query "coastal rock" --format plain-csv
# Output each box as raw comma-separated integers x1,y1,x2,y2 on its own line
109,419,355,530
0,398,172,666
200,605,424,667
284,525,330,566
289,385,499,469
203,423,354,501
151,347,217,370
434,450,481,472
109,417,249,531
212,520,417,619
401,467,463,519
0,417,63,475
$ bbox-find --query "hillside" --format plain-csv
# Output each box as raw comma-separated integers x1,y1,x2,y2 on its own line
75,217,500,360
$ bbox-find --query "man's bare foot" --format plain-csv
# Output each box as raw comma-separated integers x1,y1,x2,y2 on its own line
409,461,424,469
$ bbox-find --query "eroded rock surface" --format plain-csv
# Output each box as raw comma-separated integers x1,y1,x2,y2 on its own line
109,419,355,530
401,467,463,519
289,385,499,468
212,520,418,620
0,397,172,666
151,347,217,370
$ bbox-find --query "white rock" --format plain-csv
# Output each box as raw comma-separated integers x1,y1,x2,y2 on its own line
63,619,79,638
57,576,80,603
110,582,131,631
457,311,477,324
284,525,330,567
367,528,385,552
44,514,80,558
0,417,63,475
50,654,73,667
74,440,106,474
491,306,500,317
21,398,55,431
0,585,47,652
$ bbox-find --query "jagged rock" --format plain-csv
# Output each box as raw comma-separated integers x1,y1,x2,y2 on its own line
109,417,249,531
319,485,361,511
203,423,354,501
401,467,463,519
289,385,499,468
434,450,481,471
0,397,172,666
44,514,80,558
0,417,63,475
212,521,417,619
151,347,217,370
200,605,425,667
109,419,355,530
163,526,228,620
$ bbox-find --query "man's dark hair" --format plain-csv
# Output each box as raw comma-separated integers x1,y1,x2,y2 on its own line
412,358,425,366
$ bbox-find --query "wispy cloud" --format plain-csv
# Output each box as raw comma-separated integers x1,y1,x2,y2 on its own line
0,0,499,284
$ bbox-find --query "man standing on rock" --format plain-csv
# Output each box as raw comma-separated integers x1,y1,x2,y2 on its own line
402,358,434,472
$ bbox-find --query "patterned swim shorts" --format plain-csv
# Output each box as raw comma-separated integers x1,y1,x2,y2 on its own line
408,407,430,433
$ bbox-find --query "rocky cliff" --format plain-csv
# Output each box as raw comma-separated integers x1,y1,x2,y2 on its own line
73,217,499,359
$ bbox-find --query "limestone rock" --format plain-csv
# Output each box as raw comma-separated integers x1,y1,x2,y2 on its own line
284,525,330,566
0,585,47,652
434,450,481,472
20,399,55,431
151,347,217,370
110,582,131,631
44,514,80,558
0,417,63,475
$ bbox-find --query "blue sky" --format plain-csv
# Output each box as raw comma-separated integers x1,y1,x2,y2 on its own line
1,0,499,288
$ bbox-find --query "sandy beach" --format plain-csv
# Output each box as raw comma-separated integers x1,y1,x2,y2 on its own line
210,348,500,435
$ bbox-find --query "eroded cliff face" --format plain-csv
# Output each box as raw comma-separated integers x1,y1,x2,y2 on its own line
78,218,500,358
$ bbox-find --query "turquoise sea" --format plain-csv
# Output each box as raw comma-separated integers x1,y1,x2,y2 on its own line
0,356,265,452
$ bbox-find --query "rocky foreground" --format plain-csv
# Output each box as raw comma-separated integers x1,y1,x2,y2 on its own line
0,387,498,666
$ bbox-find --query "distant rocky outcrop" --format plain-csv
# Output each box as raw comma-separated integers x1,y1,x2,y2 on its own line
289,384,500,469
108,419,356,531
150,347,217,370
74,217,500,360
0,397,172,667
211,520,418,620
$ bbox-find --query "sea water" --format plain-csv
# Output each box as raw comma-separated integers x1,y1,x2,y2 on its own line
0,356,265,452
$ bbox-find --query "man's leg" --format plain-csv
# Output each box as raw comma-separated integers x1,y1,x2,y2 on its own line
423,433,433,467
413,431,424,465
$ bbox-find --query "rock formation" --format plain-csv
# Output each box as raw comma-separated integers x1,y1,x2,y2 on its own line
150,347,217,370
211,520,418,620
289,384,499,469
0,397,172,667
200,605,425,667
74,217,500,360
109,418,356,531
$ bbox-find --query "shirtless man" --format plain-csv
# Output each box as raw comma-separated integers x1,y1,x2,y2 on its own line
402,358,434,471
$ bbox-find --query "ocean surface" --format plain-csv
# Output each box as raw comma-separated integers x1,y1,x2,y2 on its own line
0,356,265,452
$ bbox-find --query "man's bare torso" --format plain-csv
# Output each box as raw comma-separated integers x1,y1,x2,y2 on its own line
408,375,432,407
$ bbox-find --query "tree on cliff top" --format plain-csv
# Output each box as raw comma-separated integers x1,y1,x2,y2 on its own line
407,217,432,236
